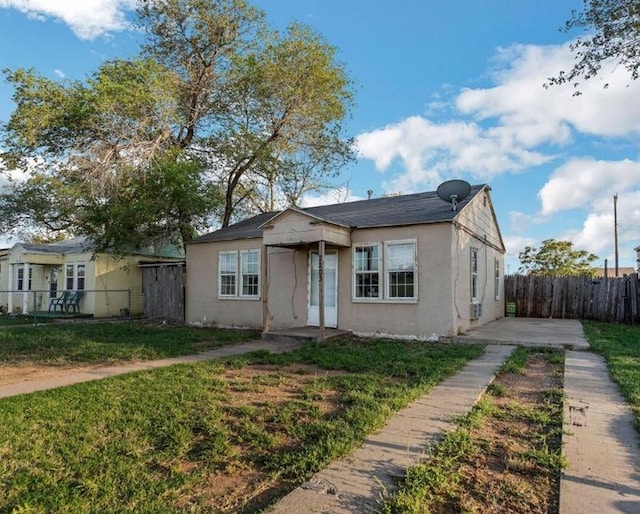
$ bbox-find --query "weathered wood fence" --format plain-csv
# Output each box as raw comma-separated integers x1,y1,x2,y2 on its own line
505,273,640,323
141,262,185,322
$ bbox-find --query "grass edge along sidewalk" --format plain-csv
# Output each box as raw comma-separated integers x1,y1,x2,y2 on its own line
381,347,565,514
0,339,482,513
581,320,640,430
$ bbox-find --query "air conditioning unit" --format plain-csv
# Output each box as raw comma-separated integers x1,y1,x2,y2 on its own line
470,302,482,320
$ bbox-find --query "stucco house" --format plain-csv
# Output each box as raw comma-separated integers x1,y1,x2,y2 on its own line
186,183,505,340
0,237,181,317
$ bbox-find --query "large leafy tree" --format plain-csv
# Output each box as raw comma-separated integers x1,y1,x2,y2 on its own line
547,0,640,90
0,0,355,251
518,239,599,276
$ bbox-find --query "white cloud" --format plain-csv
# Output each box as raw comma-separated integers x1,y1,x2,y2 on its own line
539,158,640,215
457,43,640,140
562,190,640,257
356,115,550,194
54,69,66,79
0,0,136,40
502,234,536,257
300,188,363,207
357,41,640,197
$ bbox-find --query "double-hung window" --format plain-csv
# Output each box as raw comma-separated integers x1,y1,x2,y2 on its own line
240,250,260,297
16,265,27,291
471,248,479,302
219,252,238,296
218,249,260,299
386,241,417,300
494,258,500,301
354,244,380,299
65,263,86,291
352,240,417,301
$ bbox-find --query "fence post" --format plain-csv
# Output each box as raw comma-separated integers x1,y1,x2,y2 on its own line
32,291,37,325
128,289,132,319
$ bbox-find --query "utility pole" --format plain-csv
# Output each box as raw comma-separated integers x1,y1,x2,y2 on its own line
614,193,619,278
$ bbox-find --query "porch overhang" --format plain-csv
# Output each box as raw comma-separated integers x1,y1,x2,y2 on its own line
9,252,64,266
259,207,351,248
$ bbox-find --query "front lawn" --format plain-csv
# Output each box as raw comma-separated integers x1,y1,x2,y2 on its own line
581,321,640,428
0,322,257,365
0,339,482,513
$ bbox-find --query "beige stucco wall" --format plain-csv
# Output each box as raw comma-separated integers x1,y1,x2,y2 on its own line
452,189,505,334
185,188,505,339
186,238,265,328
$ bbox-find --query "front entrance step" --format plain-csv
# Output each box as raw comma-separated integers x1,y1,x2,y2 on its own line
262,327,351,343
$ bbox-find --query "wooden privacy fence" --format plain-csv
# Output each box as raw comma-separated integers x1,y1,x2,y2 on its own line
505,273,640,323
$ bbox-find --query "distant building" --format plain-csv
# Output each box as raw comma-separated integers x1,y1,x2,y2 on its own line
593,267,637,278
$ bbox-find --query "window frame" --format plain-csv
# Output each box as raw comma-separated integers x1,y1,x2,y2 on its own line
240,249,260,299
218,249,261,300
471,248,479,302
65,262,86,291
384,239,418,301
352,243,382,301
494,257,500,301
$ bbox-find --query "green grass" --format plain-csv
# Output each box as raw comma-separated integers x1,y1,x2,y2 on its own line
0,322,257,365
0,315,56,326
0,339,482,513
581,321,640,429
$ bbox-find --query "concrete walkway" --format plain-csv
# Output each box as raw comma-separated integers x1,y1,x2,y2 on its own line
269,344,515,514
0,340,303,399
560,351,640,514
454,317,590,350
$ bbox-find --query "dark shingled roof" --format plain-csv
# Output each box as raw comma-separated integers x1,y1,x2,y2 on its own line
189,184,486,244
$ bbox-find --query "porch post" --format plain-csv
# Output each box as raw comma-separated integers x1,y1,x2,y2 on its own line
262,245,270,334
22,262,29,314
7,263,13,313
318,240,325,342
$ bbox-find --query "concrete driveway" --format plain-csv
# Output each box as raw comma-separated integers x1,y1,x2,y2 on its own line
453,317,590,350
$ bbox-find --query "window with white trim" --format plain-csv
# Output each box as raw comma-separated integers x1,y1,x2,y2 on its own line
353,244,381,299
240,250,260,297
16,265,28,291
386,241,416,300
471,248,479,302
219,251,237,297
218,249,260,298
494,258,500,301
65,263,86,290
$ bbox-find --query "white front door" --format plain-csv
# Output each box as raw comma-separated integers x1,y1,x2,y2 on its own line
308,252,338,328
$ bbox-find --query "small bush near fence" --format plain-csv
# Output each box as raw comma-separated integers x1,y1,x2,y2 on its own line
505,274,640,323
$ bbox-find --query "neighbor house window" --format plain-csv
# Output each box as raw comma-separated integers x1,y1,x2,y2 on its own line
386,241,416,300
494,258,500,301
240,250,260,297
65,263,86,290
219,249,260,299
16,265,24,291
471,248,479,302
354,244,381,299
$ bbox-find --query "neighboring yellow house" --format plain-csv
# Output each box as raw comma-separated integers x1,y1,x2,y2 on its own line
0,238,182,317
186,183,506,340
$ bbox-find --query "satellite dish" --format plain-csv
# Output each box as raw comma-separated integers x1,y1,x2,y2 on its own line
437,180,471,212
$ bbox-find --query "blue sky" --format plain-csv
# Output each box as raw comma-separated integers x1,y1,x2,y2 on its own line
1,0,639,272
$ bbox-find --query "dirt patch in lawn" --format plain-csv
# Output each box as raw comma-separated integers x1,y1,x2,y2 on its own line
0,363,102,386
448,353,564,513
